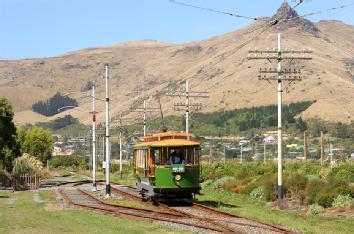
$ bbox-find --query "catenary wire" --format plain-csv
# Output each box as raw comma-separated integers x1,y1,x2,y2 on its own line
170,0,265,21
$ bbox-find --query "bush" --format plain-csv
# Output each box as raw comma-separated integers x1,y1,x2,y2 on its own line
12,153,44,176
332,194,354,208
286,173,308,197
306,179,326,203
329,164,354,182
317,192,336,208
306,177,352,208
50,156,89,169
307,203,324,215
250,187,264,200
262,174,279,201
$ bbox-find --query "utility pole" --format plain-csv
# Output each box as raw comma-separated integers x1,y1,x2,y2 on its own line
320,131,324,166
104,64,111,197
329,143,333,168
304,131,308,162
166,80,209,135
111,114,135,179
223,145,226,163
248,33,312,204
131,99,160,137
263,142,266,163
240,144,243,163
90,85,97,191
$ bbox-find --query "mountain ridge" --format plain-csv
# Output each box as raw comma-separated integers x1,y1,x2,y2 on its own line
0,4,354,126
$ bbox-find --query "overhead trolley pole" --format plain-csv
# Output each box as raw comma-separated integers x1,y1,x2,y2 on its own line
104,64,111,197
90,84,98,191
248,33,312,204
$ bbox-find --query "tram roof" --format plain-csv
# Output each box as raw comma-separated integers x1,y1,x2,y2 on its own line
143,131,194,142
135,138,200,148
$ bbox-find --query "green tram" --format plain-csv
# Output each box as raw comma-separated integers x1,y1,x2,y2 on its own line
134,132,201,203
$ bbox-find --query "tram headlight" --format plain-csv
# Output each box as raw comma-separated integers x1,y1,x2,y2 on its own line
175,174,182,181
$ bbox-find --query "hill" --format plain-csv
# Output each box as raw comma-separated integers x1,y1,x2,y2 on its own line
0,2,353,125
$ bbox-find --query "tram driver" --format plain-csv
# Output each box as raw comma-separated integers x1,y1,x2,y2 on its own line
168,150,185,165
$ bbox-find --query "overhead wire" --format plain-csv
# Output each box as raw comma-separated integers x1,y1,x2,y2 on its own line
170,0,265,21
169,0,353,96
279,1,354,23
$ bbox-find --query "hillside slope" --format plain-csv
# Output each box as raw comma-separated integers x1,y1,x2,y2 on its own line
0,3,353,125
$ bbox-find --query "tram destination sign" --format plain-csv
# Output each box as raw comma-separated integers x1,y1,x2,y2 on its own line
172,165,185,173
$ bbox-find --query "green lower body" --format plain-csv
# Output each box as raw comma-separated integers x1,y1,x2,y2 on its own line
136,165,200,201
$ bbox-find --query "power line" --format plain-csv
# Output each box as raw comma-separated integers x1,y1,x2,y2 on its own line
292,0,305,10
279,1,354,23
170,0,263,21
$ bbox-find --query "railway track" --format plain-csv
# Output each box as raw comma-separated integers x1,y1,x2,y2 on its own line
58,187,235,233
71,177,295,233
109,183,296,234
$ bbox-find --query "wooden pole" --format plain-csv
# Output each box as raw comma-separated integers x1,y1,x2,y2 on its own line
303,131,307,162
320,131,324,166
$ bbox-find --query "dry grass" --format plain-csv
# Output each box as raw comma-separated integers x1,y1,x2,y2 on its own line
0,20,353,125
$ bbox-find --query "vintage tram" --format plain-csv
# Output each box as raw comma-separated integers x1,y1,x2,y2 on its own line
133,132,201,203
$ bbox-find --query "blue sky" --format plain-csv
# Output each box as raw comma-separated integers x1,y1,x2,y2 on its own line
0,0,353,60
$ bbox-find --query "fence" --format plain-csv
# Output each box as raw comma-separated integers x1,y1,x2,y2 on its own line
12,174,40,191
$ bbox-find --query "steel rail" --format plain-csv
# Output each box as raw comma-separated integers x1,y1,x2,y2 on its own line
58,188,227,233
110,184,295,233
192,203,296,234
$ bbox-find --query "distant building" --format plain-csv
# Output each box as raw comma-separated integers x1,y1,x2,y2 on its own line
53,148,75,157
264,135,277,144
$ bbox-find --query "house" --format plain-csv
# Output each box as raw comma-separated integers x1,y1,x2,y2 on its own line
264,135,277,144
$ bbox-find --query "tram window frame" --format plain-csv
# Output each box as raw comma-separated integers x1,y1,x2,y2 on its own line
153,149,161,165
137,149,147,168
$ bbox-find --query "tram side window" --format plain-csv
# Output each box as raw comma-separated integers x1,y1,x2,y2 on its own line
138,150,146,168
153,149,161,165
186,147,199,165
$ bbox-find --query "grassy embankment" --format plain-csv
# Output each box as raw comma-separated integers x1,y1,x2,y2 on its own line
196,161,354,233
51,156,354,233
196,185,353,234
0,190,186,234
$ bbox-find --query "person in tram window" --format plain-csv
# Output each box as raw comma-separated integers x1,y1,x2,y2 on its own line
168,150,185,165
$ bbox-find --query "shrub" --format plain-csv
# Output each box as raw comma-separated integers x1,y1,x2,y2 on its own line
307,203,324,215
306,177,352,208
317,192,336,208
286,173,308,197
332,194,354,208
306,179,326,203
250,187,264,200
12,153,44,176
329,164,354,182
50,155,89,169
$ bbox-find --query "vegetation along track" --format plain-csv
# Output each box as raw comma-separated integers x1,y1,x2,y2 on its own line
58,187,234,233
109,183,296,233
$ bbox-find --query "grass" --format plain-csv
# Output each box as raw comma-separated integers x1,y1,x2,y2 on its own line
0,190,187,234
78,168,137,186
196,186,354,234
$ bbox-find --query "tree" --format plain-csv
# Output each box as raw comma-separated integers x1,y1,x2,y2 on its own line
22,126,53,163
334,122,349,139
296,117,307,132
307,118,327,137
0,97,19,172
32,92,78,116
16,128,27,155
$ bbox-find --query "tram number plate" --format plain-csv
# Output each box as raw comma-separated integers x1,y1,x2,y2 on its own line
172,165,185,173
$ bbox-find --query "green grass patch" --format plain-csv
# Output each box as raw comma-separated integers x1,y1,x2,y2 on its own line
196,185,354,234
0,190,187,234
78,168,137,186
